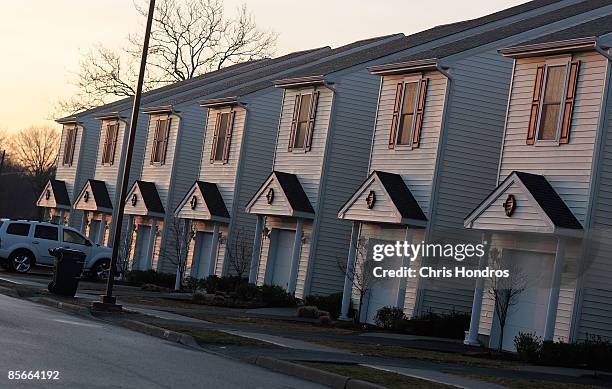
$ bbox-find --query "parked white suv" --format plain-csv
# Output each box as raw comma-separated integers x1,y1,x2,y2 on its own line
0,219,112,279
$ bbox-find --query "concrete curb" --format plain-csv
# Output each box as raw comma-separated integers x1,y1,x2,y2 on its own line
252,357,386,389
0,285,20,298
37,297,93,317
118,320,201,349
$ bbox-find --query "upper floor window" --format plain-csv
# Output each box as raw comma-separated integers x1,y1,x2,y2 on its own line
62,127,77,166
527,61,580,145
101,122,119,165
150,118,171,164
210,111,235,164
288,90,319,152
389,79,428,149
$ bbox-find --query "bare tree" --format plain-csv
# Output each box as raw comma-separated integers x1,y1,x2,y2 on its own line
487,247,527,352
225,227,252,279
162,217,195,290
9,126,60,198
338,238,376,324
59,0,277,114
117,222,136,280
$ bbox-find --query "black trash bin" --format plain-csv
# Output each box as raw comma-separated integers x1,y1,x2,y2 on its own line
48,248,86,297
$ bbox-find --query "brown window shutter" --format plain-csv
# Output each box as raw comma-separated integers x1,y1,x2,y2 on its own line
304,90,319,152
527,65,545,145
102,125,110,164
160,118,171,164
560,61,580,144
222,110,236,163
110,123,118,164
288,94,300,152
411,79,429,149
389,82,403,149
67,127,77,166
210,112,221,163
151,119,160,163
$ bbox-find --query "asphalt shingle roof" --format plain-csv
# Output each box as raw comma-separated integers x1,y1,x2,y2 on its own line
50,180,71,207
273,171,315,214
374,171,428,221
87,179,113,209
514,171,582,229
135,181,165,214
195,181,230,219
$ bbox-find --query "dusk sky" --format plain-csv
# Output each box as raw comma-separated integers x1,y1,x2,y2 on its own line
0,0,525,133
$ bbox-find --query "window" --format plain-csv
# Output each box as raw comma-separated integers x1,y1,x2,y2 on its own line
150,118,171,164
293,94,311,149
62,127,77,166
6,223,30,236
397,83,419,145
288,91,319,152
101,122,118,165
63,229,88,245
538,65,566,141
34,225,59,241
527,61,580,145
389,79,428,149
210,111,235,163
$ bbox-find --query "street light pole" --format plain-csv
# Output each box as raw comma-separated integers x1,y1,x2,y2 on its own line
95,0,156,310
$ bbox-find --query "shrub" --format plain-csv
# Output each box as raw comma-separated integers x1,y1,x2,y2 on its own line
259,285,296,307
514,332,542,363
297,306,319,319
375,306,407,330
303,292,346,319
235,283,260,301
125,270,175,288
202,275,247,294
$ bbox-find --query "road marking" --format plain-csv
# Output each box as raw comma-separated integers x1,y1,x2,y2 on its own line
52,319,101,328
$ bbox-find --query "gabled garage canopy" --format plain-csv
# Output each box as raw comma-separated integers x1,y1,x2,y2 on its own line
338,170,427,226
73,179,113,213
465,171,582,236
124,180,165,218
175,181,230,223
245,171,315,219
36,179,71,210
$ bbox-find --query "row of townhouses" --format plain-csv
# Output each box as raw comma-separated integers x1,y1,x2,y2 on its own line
36,0,612,350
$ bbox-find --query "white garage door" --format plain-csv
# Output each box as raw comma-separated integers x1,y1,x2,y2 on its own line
270,229,295,290
493,249,553,351
192,232,213,279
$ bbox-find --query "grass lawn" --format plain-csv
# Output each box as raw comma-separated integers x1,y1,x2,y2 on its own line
157,323,277,348
447,372,608,389
295,338,519,369
299,362,453,389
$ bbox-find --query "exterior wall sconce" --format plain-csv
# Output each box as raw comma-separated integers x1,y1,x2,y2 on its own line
262,227,270,240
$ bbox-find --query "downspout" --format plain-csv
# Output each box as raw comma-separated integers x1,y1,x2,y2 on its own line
413,66,453,317
367,78,384,174
496,59,516,186
569,46,612,341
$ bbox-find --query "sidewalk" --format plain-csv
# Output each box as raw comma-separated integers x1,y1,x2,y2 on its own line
1,271,611,389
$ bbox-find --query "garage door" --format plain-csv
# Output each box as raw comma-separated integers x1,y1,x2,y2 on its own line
270,229,295,290
493,249,553,351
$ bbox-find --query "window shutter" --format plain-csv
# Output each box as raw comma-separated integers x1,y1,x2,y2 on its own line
527,65,545,145
110,123,119,164
151,119,160,163
304,90,319,152
288,95,301,152
67,127,77,166
210,113,221,163
411,79,429,149
222,110,235,163
560,61,580,144
102,125,110,164
160,118,171,164
389,82,403,149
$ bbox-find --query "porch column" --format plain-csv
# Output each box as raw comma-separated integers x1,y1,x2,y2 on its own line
396,227,414,309
98,214,107,246
340,222,359,320
144,220,158,270
249,215,264,283
287,218,304,295
544,236,566,342
80,212,87,233
207,223,221,277
465,232,491,346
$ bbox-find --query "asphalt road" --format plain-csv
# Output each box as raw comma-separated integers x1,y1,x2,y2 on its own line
0,294,325,389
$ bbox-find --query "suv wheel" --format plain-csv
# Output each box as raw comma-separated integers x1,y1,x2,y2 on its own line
91,259,110,280
9,250,34,273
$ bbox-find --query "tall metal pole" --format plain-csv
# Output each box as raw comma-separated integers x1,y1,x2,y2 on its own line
97,0,155,308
